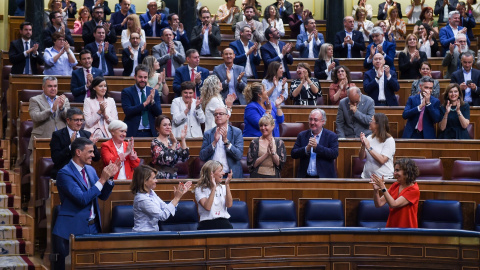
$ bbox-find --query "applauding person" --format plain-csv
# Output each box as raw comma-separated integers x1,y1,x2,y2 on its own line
439,83,471,139
329,66,356,105
122,32,148,76
84,77,118,139
290,63,320,105
171,82,206,138
262,61,289,105
398,34,428,79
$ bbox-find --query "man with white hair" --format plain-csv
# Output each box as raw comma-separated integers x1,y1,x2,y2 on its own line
442,33,475,79
363,53,400,106
140,0,169,37
364,26,396,71
291,109,339,178
336,87,375,138
439,10,470,56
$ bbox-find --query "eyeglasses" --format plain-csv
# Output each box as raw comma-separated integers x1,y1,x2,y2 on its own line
213,112,227,116
70,119,85,122
55,16,63,19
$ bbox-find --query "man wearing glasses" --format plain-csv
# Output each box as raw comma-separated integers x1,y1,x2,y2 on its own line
43,10,75,48
82,5,117,44
50,108,101,179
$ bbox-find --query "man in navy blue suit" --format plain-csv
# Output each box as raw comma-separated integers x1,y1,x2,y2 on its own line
439,11,470,56
109,0,133,34
457,2,476,40
333,16,365,58
173,49,210,97
167,13,190,51
229,25,261,79
260,26,294,79
402,76,442,138
52,137,118,270
140,0,169,37
364,27,396,71
84,25,119,76
291,109,339,178
363,53,400,106
71,50,104,102
121,65,162,137
450,52,480,106
295,18,324,58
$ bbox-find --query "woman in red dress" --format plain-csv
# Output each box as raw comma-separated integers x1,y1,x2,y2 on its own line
370,158,420,228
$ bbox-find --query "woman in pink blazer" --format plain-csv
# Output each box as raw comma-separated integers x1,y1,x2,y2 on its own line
84,77,118,138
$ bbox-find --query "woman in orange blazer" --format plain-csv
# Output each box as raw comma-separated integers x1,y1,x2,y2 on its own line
101,120,140,180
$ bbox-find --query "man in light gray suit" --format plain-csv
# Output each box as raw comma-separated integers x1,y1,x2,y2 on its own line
235,6,265,44
335,87,375,138
213,48,248,105
152,28,185,77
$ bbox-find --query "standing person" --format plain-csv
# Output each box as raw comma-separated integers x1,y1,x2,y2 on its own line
45,0,68,27
120,14,146,49
166,13,190,51
417,23,439,58
363,53,400,106
152,28,185,77
217,0,240,23
43,32,78,76
458,1,477,40
9,22,44,75
73,6,91,34
191,11,222,57
142,56,169,104
262,61,289,105
314,43,339,80
450,52,480,106
439,83,471,139
262,5,285,37
378,0,403,20
151,115,190,179
110,0,134,34
328,65,356,105
370,158,420,228
359,113,395,179
398,34,428,79
140,0,169,37
131,165,192,232
271,0,293,22
333,16,366,58
52,138,119,270
171,81,206,138
413,7,439,37
442,33,473,79
234,5,265,44
173,49,210,98
200,75,235,132
195,161,234,230
354,7,374,41
213,48,248,105
229,25,261,79
84,25,119,76
261,27,294,79
435,0,458,23
121,32,148,76
385,6,406,41
406,0,428,24
287,1,312,38
82,5,117,45
439,10,470,56
352,0,373,20
295,18,324,58
290,62,320,106
336,87,375,138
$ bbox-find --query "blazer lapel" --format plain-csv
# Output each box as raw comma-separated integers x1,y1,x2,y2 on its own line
69,162,88,189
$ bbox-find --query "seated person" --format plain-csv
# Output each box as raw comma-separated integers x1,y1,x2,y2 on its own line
411,62,440,98
171,81,206,138
43,32,77,76
363,53,399,106
314,43,339,80
398,34,428,79
336,87,375,138
121,14,146,49
290,62,320,105
439,83,471,139
84,77,118,139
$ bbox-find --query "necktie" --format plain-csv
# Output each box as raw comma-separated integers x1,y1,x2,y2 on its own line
191,68,197,98
166,44,172,77
81,168,93,217
457,54,461,71
86,69,91,97
141,89,149,127
417,106,425,132
25,41,30,74
100,44,107,74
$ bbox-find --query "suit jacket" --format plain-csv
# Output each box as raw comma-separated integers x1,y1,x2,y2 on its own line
314,59,340,80
461,14,476,40
42,25,74,48
83,0,111,18
28,94,70,150
165,26,190,51
450,68,480,106
84,42,119,76
52,161,114,240
50,128,101,179
291,129,339,178
439,24,470,56
70,67,104,102
333,30,365,58
363,41,396,71
213,64,248,105
363,68,400,106
434,0,458,23
296,32,325,58
378,2,403,20
398,51,428,79
287,13,305,38
170,97,205,138
336,94,375,138
9,39,44,74
260,41,294,79
235,20,265,44
121,85,162,137
172,65,210,97
121,48,149,76
82,20,117,45
110,10,132,34
272,0,293,22
152,41,185,76
190,24,222,57
101,139,140,179
402,94,442,138
229,39,261,79
199,125,244,178
139,12,169,37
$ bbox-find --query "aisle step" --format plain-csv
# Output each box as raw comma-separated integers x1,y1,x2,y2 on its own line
0,169,10,182
0,182,20,195
0,240,33,255
0,226,30,240
0,195,20,208
0,255,39,269
0,209,26,225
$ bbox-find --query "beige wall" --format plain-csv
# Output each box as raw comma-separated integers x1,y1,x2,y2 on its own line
0,1,8,50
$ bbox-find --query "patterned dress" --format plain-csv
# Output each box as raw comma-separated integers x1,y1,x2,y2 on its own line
151,138,190,179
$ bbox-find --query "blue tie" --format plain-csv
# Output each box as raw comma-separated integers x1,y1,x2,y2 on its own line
100,44,107,74
25,41,30,74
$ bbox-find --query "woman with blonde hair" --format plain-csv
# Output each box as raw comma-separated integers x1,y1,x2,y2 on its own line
195,160,233,230
354,7,374,41
142,56,169,104
314,43,339,80
73,6,91,34
398,33,427,79
386,6,406,41
200,75,235,131
121,14,146,49
45,0,68,27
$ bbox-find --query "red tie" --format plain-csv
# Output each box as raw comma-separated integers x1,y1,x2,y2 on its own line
81,168,88,186
191,68,197,98
166,45,172,77
86,69,91,97
417,106,425,132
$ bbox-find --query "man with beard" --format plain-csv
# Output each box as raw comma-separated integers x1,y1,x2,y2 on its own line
234,5,265,44
82,5,117,44
229,25,261,79
231,0,260,32
260,26,293,79
9,22,44,75
442,33,474,79
439,10,470,56
191,11,222,57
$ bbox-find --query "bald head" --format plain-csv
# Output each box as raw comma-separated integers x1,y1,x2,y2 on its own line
162,28,174,43
373,53,385,69
222,48,235,65
344,16,354,31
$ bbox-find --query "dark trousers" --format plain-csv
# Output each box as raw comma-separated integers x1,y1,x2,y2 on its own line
197,218,233,230
136,129,153,137
410,130,424,139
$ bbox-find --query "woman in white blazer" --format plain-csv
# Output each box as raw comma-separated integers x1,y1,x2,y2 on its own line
171,81,206,138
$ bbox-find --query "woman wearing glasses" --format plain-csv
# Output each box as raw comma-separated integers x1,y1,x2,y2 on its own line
84,77,118,138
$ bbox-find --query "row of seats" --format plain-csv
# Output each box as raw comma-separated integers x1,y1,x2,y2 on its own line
109,199,477,232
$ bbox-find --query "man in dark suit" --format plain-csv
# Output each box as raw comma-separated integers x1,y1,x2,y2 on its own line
122,32,149,76
82,5,117,45
83,0,111,19
9,22,43,75
71,49,104,102
260,26,294,79
378,0,403,20
173,49,210,97
109,0,133,34
229,25,261,79
457,2,476,40
50,108,101,179
43,11,75,48
61,0,77,18
190,11,222,57
434,0,458,23
167,13,190,50
364,27,396,71
291,109,339,178
121,65,162,137
84,25,119,76
213,48,248,105
451,52,480,106
439,11,470,56
295,18,324,58
52,137,118,270
287,1,312,38
402,76,442,139
140,0,169,37
363,53,400,106
333,16,365,58
271,0,293,22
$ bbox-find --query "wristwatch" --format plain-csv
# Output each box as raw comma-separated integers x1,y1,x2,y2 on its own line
224,140,230,146
381,188,387,193
367,147,373,152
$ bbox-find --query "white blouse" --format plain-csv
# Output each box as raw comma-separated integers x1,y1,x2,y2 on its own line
195,185,230,222
204,96,225,132
361,135,395,179
262,18,285,37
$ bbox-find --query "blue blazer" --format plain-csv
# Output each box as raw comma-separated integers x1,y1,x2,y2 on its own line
70,67,104,102
260,41,294,79
121,85,162,137
363,41,396,71
121,48,149,76
333,30,365,58
52,161,114,240
295,32,325,58
139,12,169,37
363,68,400,106
291,129,339,178
84,42,119,76
243,102,284,137
172,65,210,97
402,94,442,139
199,125,244,179
439,24,470,56
229,39,261,79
